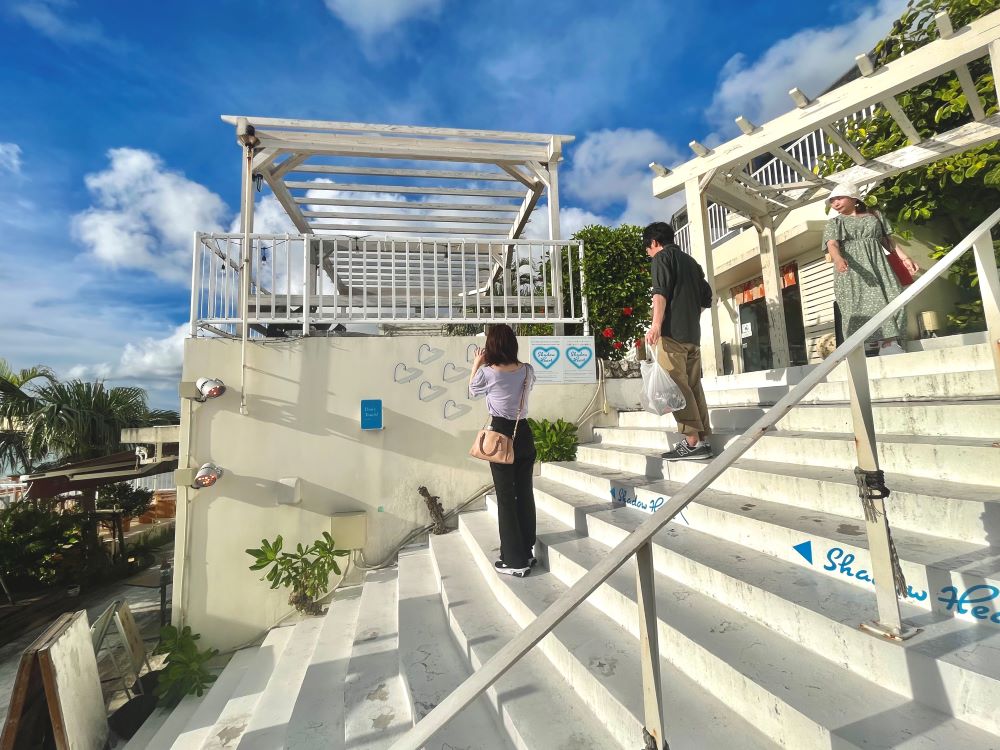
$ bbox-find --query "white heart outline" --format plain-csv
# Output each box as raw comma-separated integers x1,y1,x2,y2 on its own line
442,362,469,382
418,343,443,364
393,363,421,383
532,346,560,369
566,346,593,369
418,381,445,401
442,399,471,420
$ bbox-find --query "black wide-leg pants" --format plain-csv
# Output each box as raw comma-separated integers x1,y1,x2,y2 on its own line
488,417,536,568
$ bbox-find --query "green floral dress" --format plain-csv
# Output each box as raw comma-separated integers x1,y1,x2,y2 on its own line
822,212,906,344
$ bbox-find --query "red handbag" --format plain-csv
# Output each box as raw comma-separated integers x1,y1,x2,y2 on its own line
885,249,914,286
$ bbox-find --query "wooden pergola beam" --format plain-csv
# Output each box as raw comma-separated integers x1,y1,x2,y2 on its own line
287,165,518,181
221,115,574,144
308,223,510,235
285,181,526,198
300,211,513,224
295,197,519,213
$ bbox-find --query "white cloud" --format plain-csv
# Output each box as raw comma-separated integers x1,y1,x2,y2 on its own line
707,0,908,136
523,207,610,239
323,0,445,39
11,0,117,49
72,148,228,283
0,144,22,175
564,128,684,228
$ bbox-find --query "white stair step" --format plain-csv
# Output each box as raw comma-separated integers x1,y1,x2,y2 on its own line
159,648,258,750
285,585,364,749
579,437,1000,545
622,453,999,546
542,458,1000,607
234,617,325,750
696,368,1000,407
529,479,1000,735
429,529,626,750
583,423,998,489
344,568,412,750
459,509,782,750
615,399,1000,439
199,625,296,749
500,500,999,748
397,546,514,750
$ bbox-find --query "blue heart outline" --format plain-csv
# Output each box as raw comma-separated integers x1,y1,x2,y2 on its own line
566,346,593,369
532,346,560,369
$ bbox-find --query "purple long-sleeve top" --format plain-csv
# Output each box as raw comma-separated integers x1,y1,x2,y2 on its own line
468,364,536,419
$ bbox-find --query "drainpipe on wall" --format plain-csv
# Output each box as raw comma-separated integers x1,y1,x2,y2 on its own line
236,118,258,416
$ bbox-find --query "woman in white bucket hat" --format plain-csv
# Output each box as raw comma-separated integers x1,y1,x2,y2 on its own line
822,182,919,356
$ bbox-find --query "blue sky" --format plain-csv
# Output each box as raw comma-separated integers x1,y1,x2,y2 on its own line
0,0,906,407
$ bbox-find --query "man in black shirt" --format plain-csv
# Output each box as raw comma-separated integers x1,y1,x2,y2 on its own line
643,222,713,460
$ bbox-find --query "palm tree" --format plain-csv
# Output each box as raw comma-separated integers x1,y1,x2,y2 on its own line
0,359,58,475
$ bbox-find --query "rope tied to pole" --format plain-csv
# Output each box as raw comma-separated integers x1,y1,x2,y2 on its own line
853,467,908,599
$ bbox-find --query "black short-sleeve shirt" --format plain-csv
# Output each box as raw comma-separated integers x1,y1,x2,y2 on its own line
651,244,708,345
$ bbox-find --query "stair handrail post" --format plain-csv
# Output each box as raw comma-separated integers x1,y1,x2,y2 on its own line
972,230,1000,388
636,541,668,749
390,204,1000,750
846,349,916,640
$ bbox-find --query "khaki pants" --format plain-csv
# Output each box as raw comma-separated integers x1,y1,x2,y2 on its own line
656,338,710,437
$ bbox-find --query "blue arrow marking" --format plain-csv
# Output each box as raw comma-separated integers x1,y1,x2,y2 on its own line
793,541,813,565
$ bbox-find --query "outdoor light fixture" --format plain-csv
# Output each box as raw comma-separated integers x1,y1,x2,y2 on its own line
179,377,227,402
236,117,260,149
649,162,671,178
192,463,224,489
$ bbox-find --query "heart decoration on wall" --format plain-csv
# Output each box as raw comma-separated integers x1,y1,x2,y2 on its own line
417,343,444,365
418,381,446,401
393,363,422,384
566,346,593,369
466,343,479,363
532,346,560,369
443,400,471,420
442,362,470,383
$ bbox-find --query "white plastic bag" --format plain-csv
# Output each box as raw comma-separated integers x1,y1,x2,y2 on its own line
639,343,686,416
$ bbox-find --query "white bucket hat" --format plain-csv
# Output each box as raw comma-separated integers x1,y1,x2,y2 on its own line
827,182,863,202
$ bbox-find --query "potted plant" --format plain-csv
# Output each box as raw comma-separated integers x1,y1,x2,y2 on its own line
527,418,578,472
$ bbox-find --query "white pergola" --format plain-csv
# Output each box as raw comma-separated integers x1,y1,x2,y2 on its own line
222,115,574,241
653,9,1000,375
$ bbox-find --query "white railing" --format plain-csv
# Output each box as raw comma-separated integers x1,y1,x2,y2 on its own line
676,106,877,253
190,234,588,336
390,209,1000,749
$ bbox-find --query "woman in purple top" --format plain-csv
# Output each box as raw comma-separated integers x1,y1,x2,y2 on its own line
469,324,537,578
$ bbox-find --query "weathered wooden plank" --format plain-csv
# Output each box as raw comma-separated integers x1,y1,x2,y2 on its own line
287,181,525,198
296,196,519,212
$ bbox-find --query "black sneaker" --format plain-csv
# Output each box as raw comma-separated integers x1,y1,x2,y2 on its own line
661,440,713,461
529,556,538,568
495,560,530,577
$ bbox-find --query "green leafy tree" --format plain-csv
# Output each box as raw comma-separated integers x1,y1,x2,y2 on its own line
97,482,154,520
818,0,1000,331
0,359,57,474
570,224,650,360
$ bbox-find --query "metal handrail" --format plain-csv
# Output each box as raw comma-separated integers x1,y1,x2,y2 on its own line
389,205,1000,750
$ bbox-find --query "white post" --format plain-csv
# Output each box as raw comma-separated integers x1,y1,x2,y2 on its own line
190,233,201,336
684,178,723,376
302,234,311,336
846,348,917,640
548,157,564,335
636,543,666,749
972,232,1000,389
238,141,255,416
757,217,791,368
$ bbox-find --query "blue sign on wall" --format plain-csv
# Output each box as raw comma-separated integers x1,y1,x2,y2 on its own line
361,399,383,430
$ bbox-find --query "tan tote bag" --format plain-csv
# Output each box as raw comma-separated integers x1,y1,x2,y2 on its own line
469,368,529,464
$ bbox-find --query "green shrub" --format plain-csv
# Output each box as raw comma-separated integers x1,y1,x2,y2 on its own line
0,502,83,588
528,418,578,462
566,224,649,361
97,482,153,520
153,625,218,706
246,532,350,615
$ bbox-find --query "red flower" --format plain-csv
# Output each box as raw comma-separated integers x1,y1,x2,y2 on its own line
622,307,633,316
612,341,624,350
602,326,614,338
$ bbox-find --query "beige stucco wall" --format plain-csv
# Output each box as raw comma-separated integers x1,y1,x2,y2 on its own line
174,335,607,649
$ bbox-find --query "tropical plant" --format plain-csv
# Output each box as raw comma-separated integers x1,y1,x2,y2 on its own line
246,532,350,615
97,482,154,520
0,359,57,474
817,0,1000,331
153,625,218,707
527,418,578,462
0,501,83,588
566,224,650,360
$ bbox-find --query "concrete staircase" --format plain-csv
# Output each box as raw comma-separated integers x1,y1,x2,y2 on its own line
134,342,1000,749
